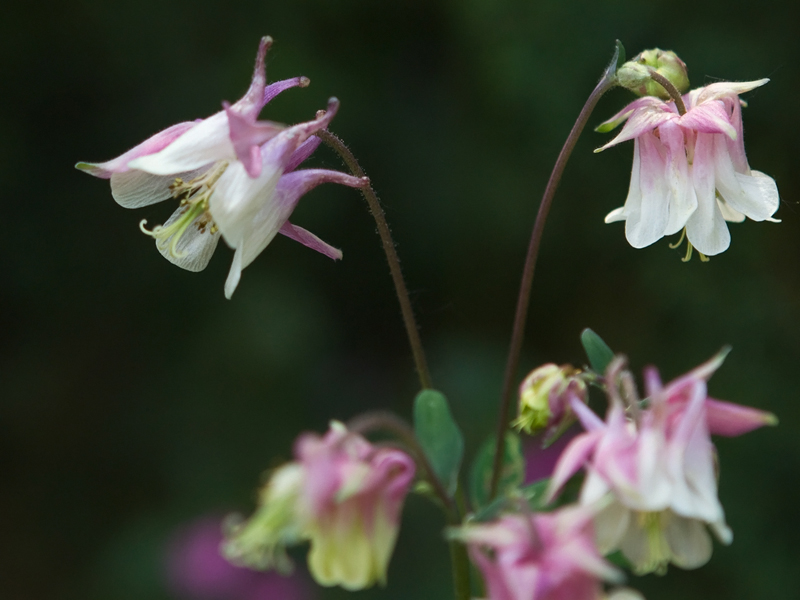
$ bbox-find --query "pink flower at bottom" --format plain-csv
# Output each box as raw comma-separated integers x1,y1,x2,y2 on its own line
546,351,776,574
453,505,622,600
223,422,415,591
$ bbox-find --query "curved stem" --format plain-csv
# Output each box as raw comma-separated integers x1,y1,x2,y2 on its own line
489,76,616,499
347,411,471,600
315,130,433,390
647,69,687,115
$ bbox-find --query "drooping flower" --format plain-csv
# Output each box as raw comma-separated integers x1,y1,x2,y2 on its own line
223,422,415,591
597,79,780,259
77,37,366,298
546,352,776,574
451,505,622,600
513,363,587,442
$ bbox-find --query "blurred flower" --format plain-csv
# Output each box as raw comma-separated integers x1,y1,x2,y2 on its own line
164,515,314,600
224,422,415,591
597,79,779,259
76,37,366,298
546,351,776,574
451,505,622,600
513,364,587,442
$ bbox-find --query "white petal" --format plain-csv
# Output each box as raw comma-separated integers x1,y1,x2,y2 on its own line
717,199,745,223
709,519,733,545
625,133,670,248
128,112,235,175
606,588,646,600
591,500,630,554
110,168,203,209
211,161,283,252
664,514,713,569
156,206,221,272
660,121,697,235
224,244,244,299
731,170,780,221
605,206,627,223
686,134,730,255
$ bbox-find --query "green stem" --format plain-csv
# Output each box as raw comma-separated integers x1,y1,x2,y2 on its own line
316,129,433,390
489,74,617,500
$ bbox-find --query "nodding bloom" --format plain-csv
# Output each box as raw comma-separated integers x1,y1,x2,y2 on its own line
77,37,366,298
450,505,622,600
546,351,777,574
513,364,587,443
223,422,415,591
597,79,780,260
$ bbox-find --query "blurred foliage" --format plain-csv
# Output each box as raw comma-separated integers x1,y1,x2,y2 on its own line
1,0,799,599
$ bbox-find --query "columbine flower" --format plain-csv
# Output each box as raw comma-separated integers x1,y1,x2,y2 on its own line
597,79,780,260
451,505,622,600
546,352,776,574
223,422,415,591
77,37,366,298
513,364,587,443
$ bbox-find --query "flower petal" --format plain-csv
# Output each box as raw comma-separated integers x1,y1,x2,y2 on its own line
279,222,343,260
75,121,198,178
659,121,697,235
595,96,666,134
109,166,207,209
625,133,670,248
155,206,221,272
717,198,745,223
678,101,736,139
695,79,769,105
128,111,235,175
604,206,626,223
705,398,778,437
664,513,712,569
713,136,779,221
546,431,601,503
263,76,311,105
224,243,244,299
595,104,676,152
224,101,286,178
685,134,730,255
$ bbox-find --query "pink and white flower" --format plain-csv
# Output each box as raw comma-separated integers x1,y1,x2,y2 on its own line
597,80,780,258
546,352,776,574
223,422,415,591
451,505,622,600
77,37,366,298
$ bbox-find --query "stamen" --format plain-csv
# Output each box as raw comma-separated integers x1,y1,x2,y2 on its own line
682,242,693,262
698,251,710,263
139,161,229,257
668,228,686,249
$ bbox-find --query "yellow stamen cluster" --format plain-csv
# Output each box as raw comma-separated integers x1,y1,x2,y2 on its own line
139,161,229,258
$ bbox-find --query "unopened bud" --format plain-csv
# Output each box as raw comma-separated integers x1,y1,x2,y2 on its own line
618,48,689,99
513,364,587,436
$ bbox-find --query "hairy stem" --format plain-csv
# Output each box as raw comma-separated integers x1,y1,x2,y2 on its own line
316,130,432,390
489,76,617,499
647,69,687,115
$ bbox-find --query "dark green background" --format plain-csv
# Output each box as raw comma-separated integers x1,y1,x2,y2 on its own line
2,1,798,598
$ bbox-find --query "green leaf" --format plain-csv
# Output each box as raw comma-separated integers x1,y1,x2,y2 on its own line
580,328,615,374
602,39,626,82
470,431,525,511
413,389,464,497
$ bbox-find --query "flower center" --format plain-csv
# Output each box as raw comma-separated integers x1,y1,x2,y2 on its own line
633,510,671,575
139,161,229,258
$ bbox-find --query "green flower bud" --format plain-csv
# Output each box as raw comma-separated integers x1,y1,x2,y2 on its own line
618,48,689,99
512,364,587,436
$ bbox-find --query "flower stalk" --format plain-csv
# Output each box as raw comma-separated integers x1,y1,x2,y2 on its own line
489,45,623,499
647,69,687,115
316,130,433,390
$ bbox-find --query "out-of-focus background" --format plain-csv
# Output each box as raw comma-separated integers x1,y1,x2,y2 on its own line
2,1,798,599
